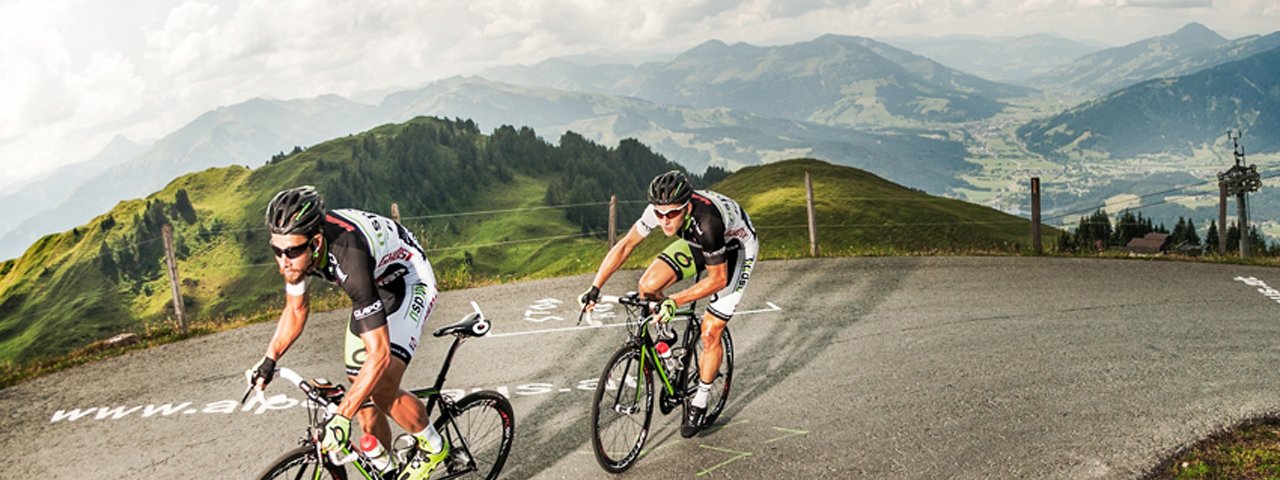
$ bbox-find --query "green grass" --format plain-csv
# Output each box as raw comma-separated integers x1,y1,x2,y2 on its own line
1154,419,1280,480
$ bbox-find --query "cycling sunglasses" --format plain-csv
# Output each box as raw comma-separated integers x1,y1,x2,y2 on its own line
270,242,311,260
654,203,687,219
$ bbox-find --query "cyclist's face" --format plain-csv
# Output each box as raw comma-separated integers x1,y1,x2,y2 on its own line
655,203,687,236
270,233,315,284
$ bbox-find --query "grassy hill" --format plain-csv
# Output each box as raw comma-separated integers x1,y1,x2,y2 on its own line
0,118,1042,386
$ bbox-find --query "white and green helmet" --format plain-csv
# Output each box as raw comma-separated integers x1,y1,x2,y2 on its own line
648,170,693,205
265,186,326,235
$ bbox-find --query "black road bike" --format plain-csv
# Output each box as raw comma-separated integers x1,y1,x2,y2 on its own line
585,292,734,473
251,302,515,480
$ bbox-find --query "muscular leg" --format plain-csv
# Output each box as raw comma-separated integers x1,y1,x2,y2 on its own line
350,375,393,447
699,313,728,384
351,356,430,448
638,257,679,299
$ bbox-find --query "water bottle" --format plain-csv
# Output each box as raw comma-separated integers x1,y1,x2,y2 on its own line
655,333,679,373
360,435,396,477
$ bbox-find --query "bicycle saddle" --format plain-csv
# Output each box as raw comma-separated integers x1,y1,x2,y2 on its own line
432,312,491,338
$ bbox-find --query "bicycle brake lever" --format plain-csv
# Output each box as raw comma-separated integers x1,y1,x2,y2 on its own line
240,384,254,405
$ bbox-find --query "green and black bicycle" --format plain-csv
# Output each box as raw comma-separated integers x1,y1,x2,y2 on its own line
250,302,515,480
585,292,734,473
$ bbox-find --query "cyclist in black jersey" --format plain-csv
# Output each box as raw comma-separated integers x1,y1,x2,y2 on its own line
245,186,448,479
581,171,758,437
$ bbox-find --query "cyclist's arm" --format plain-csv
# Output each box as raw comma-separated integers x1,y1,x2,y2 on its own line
590,225,646,290
337,325,392,418
669,262,728,307
264,286,310,361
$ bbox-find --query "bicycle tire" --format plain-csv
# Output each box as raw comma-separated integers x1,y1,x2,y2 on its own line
256,445,348,480
590,344,653,473
684,327,733,427
432,390,516,480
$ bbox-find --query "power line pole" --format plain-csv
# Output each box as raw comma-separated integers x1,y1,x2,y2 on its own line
1218,130,1261,258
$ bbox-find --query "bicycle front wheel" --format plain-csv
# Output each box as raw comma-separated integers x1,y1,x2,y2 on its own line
433,390,515,480
685,327,733,426
255,446,348,480
591,344,654,473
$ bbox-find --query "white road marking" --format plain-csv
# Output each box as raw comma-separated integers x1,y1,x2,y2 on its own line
487,301,782,339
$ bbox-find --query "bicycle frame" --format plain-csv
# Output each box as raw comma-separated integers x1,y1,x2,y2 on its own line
605,295,698,401
253,304,495,479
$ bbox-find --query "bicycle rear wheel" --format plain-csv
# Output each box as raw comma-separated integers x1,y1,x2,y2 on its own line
684,327,733,427
590,344,654,473
256,446,348,480
433,390,515,480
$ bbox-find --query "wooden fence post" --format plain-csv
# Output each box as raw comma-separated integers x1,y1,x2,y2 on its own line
608,195,617,247
162,224,187,333
806,172,819,257
391,203,401,222
1031,177,1042,255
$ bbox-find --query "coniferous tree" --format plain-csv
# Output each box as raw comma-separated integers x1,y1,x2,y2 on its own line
1226,221,1241,253
1249,226,1267,257
1205,220,1219,252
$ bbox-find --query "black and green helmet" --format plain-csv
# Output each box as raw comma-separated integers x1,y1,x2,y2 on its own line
265,186,325,235
648,170,693,205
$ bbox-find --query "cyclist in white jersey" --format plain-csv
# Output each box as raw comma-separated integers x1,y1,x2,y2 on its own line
245,186,448,479
580,170,758,438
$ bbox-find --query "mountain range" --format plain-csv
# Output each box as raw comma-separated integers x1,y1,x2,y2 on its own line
5,25,1279,260
1031,22,1280,95
879,33,1102,84
2,34,1010,260
481,34,1034,126
1018,45,1280,158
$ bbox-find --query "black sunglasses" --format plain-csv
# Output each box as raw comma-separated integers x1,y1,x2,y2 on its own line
270,242,311,260
654,204,686,219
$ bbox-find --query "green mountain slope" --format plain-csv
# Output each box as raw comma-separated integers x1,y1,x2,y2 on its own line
0,118,1039,380
714,159,1037,257
379,76,973,193
1018,45,1280,158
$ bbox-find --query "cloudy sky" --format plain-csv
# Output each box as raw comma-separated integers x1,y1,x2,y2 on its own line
1,0,1277,191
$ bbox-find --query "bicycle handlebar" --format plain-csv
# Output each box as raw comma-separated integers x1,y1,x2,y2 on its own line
243,366,360,466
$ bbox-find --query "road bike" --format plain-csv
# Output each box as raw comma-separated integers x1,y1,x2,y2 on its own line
251,302,515,480
585,292,733,473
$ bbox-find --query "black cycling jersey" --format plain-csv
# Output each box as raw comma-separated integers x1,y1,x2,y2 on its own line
636,190,757,266
309,209,431,335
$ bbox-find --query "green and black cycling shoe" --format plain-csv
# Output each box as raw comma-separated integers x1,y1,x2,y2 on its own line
681,406,706,438
399,438,449,480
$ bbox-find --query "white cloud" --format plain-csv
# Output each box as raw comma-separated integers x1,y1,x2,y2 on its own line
0,0,1277,191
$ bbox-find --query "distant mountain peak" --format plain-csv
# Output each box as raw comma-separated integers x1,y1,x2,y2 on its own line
677,39,759,61
1164,21,1226,47
685,39,729,55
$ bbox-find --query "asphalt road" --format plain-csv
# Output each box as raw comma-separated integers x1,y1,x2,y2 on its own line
6,256,1280,479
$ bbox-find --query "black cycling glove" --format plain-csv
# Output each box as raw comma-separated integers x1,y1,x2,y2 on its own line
246,356,276,388
579,285,601,307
